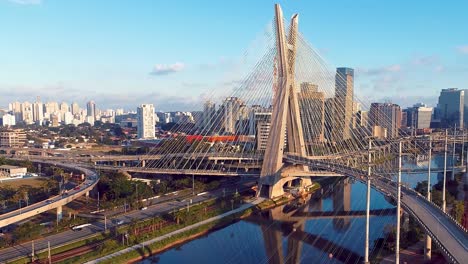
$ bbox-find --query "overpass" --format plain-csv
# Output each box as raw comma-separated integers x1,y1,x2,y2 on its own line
0,160,99,229
286,154,468,263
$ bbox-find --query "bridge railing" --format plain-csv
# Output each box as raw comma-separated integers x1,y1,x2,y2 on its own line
285,154,468,247
402,202,459,264
404,186,468,235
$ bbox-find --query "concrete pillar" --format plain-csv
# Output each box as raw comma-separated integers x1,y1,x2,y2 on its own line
85,191,90,197
424,235,432,261
141,160,146,168
57,205,63,222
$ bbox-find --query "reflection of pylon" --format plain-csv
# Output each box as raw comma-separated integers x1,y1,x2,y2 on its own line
258,4,309,199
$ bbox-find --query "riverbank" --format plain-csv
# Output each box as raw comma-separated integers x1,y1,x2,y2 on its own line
110,188,318,264
85,198,264,264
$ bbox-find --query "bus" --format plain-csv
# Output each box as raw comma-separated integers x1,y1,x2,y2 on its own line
72,223,92,231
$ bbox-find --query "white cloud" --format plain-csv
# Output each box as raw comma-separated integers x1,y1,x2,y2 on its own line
357,64,402,76
456,45,468,54
150,62,185,76
7,0,41,5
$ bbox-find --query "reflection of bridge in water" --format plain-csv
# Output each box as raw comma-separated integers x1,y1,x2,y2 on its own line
245,179,396,264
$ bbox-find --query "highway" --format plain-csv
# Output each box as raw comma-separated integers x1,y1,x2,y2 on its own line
286,154,468,263
0,179,254,263
0,160,99,229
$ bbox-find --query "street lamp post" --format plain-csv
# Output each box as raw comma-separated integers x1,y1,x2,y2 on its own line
192,174,195,195
396,141,402,264
443,129,448,212
364,139,371,264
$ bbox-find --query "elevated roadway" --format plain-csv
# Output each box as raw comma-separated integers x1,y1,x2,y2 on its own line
286,154,468,263
0,160,99,229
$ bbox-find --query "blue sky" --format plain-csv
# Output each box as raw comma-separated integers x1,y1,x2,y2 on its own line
1,0,467,111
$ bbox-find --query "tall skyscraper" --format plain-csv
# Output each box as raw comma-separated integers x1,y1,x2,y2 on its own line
435,88,464,128
334,67,354,141
86,101,96,124
299,82,325,144
137,104,156,139
369,103,402,138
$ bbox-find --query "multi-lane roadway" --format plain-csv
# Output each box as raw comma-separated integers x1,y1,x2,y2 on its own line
0,179,254,263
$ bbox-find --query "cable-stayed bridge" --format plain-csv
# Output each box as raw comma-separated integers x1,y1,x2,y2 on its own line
0,4,466,263
120,4,466,262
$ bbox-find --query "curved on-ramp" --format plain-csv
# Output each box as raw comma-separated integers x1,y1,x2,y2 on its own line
286,154,468,264
0,161,99,229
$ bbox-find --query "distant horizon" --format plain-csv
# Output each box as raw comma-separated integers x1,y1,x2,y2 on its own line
1,0,467,111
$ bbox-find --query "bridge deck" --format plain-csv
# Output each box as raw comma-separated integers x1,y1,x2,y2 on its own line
286,155,468,263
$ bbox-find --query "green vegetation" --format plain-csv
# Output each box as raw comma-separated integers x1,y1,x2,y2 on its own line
8,193,249,264
96,171,221,211
415,178,465,225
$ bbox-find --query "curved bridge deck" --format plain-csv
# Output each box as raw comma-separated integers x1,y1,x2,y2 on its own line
286,154,468,263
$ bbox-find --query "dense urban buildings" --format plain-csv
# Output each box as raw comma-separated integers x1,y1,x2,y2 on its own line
369,103,402,139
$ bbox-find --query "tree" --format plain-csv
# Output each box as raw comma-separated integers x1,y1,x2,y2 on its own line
452,200,465,224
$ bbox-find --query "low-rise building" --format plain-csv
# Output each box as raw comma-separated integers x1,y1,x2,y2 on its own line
0,130,27,148
0,165,27,178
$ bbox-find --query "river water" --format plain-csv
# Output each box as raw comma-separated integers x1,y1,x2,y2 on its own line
139,155,451,264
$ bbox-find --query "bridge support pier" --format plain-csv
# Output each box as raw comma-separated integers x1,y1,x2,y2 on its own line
56,205,63,222
424,235,432,261
85,191,90,197
261,176,312,198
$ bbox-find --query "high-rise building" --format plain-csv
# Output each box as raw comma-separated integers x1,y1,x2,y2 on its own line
63,112,74,125
202,100,216,131
255,112,272,151
405,103,433,130
115,108,124,116
356,110,369,127
222,97,243,134
401,111,408,128
0,114,16,126
334,67,354,140
137,104,156,139
369,103,402,138
44,101,59,115
435,88,464,128
299,82,325,144
50,113,59,127
9,101,22,122
86,100,96,124
32,97,44,124
71,102,80,115
21,102,34,125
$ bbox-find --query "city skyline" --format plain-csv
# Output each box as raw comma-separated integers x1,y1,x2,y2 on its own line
1,0,467,110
